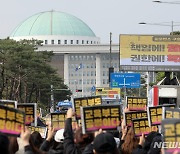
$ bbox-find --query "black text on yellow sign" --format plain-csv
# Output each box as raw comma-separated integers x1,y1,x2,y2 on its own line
29,126,47,138
126,97,147,111
132,118,158,137
124,111,147,126
163,107,180,119
0,105,25,136
0,100,17,108
81,105,121,134
17,103,37,126
148,104,175,126
73,96,102,119
162,119,180,143
51,112,66,130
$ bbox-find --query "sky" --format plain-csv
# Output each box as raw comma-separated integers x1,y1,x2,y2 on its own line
0,0,180,43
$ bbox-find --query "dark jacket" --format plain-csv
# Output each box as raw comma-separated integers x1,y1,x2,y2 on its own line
40,140,64,154
82,144,93,154
63,118,82,154
37,117,46,127
24,145,34,154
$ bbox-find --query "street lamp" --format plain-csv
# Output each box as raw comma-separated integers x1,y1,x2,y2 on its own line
153,1,180,4
139,21,180,34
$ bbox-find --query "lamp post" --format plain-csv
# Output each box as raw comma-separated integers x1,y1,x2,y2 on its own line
139,21,180,34
139,21,180,85
153,1,180,4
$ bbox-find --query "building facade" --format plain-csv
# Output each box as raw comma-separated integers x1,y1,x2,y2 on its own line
10,10,119,96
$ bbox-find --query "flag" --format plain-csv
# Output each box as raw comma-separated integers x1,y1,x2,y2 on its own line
75,63,82,71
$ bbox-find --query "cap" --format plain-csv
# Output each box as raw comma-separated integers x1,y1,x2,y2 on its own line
93,133,116,153
54,129,64,143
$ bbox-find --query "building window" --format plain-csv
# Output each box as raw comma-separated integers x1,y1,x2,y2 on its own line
91,71,94,76
87,41,89,44
71,40,73,44
103,79,106,84
103,63,106,68
91,79,94,84
76,40,79,44
51,40,54,44
91,41,93,44
58,40,61,44
45,40,48,44
64,40,67,44
83,55,86,60
103,71,105,76
82,40,84,44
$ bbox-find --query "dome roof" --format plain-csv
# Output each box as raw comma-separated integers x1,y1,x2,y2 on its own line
11,11,96,37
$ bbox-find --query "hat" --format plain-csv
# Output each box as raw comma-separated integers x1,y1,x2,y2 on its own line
93,133,116,153
144,132,161,150
54,129,64,143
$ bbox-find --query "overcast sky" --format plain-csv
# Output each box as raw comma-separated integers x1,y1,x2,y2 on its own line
0,0,180,43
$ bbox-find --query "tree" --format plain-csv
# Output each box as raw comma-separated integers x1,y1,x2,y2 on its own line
0,38,71,110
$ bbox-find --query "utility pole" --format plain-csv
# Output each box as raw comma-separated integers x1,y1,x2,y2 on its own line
109,32,114,87
50,85,54,113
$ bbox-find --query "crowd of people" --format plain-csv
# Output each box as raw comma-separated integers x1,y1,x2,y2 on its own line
0,107,175,154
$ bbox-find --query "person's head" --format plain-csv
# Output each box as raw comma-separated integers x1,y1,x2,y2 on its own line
93,132,119,154
54,129,64,143
8,136,19,154
29,131,43,149
148,134,162,154
74,127,94,145
121,127,139,154
144,131,161,152
0,133,9,154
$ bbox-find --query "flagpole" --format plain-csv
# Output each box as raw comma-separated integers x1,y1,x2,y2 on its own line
82,63,84,97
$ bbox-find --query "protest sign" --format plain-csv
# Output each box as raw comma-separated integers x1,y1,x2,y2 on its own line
161,119,180,154
132,118,158,137
51,112,77,130
29,126,47,138
124,111,147,126
73,96,102,119
126,96,147,111
162,107,180,119
51,112,66,130
17,103,37,126
81,105,121,134
0,105,25,136
0,99,17,108
147,104,175,126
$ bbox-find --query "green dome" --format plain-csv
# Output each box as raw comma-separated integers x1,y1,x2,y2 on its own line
11,11,96,37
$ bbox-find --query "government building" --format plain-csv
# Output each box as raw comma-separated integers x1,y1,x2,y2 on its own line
10,10,119,97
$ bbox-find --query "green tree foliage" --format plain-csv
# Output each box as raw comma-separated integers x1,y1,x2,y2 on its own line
0,39,71,109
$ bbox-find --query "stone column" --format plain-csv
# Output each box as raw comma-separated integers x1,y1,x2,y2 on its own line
64,54,69,86
96,54,101,87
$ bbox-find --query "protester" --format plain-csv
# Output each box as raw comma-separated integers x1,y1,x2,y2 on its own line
0,133,9,154
40,127,65,154
21,127,46,154
93,132,119,154
132,132,162,154
8,136,19,154
30,131,44,149
63,108,94,154
121,127,139,154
